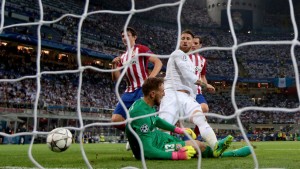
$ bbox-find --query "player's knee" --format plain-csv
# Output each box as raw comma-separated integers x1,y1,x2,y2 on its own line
201,103,209,113
111,114,125,122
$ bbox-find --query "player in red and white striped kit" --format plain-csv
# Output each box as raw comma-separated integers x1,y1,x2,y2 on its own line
111,27,162,131
189,36,215,137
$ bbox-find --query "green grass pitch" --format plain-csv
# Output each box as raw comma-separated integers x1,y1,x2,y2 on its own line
0,141,299,169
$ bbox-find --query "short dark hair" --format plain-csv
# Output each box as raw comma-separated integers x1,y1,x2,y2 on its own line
121,27,137,36
181,29,194,38
194,36,202,44
142,77,164,96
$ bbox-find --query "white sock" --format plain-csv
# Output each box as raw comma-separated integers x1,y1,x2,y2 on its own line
191,112,218,149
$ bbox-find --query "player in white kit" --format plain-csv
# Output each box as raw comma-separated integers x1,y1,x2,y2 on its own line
159,30,232,157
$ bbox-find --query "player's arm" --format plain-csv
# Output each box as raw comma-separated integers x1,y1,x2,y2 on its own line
148,56,162,78
195,61,210,90
155,117,176,131
200,75,215,92
156,117,196,139
111,56,121,81
201,75,208,84
200,64,215,93
201,59,215,92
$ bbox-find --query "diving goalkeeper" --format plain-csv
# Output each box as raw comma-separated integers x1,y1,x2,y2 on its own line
125,77,232,160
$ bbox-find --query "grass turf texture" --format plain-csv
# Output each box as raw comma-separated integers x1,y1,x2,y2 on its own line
0,141,299,169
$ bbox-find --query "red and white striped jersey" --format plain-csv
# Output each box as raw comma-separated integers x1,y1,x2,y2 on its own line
189,53,207,94
118,44,153,92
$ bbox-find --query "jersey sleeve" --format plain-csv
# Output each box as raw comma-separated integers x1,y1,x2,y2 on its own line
201,59,207,75
138,44,153,59
155,116,176,132
139,44,153,54
172,50,198,83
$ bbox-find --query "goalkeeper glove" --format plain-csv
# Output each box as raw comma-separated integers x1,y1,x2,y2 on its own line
174,127,197,140
172,146,196,160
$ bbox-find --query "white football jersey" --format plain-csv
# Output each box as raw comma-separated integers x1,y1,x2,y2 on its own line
164,50,198,97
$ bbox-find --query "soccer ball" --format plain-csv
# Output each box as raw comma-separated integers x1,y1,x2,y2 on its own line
47,128,72,152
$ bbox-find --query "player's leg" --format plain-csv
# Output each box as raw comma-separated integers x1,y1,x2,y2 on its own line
112,88,143,131
185,140,215,158
112,98,130,149
111,112,131,150
221,146,251,157
194,94,209,137
196,94,209,113
159,90,180,125
213,135,234,157
113,88,143,150
111,104,127,131
185,97,233,157
185,140,206,152
125,125,142,159
185,98,217,149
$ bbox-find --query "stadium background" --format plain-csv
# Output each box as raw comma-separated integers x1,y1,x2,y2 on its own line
0,0,299,144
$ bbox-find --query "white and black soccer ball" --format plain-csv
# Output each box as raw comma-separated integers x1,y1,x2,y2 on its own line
47,128,72,152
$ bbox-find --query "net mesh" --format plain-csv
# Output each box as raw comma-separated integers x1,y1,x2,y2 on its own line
0,0,299,168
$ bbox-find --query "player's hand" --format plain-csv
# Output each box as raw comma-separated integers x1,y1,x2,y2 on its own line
112,56,121,65
184,128,197,140
172,146,196,160
174,127,197,140
194,79,202,86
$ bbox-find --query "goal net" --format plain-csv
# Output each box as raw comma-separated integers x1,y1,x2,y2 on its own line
0,0,299,168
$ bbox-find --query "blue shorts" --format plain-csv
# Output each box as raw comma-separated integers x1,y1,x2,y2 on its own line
196,94,207,104
113,87,143,119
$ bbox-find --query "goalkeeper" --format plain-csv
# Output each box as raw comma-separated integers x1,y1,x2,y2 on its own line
125,77,230,160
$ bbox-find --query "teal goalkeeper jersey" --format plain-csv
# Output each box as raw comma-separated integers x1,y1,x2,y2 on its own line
125,99,185,160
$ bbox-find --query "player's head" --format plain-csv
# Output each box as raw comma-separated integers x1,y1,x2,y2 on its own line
191,36,202,51
180,29,194,53
142,77,165,106
121,27,137,47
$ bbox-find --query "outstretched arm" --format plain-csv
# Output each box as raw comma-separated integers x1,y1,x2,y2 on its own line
156,117,196,140
155,117,176,131
148,56,163,77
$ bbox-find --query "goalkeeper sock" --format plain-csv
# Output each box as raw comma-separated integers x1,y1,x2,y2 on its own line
201,146,214,158
221,146,251,157
191,112,217,149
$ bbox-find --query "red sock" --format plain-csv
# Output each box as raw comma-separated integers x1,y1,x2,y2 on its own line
113,124,126,131
194,125,200,137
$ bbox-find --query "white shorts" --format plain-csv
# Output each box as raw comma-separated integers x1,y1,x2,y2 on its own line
159,89,202,125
